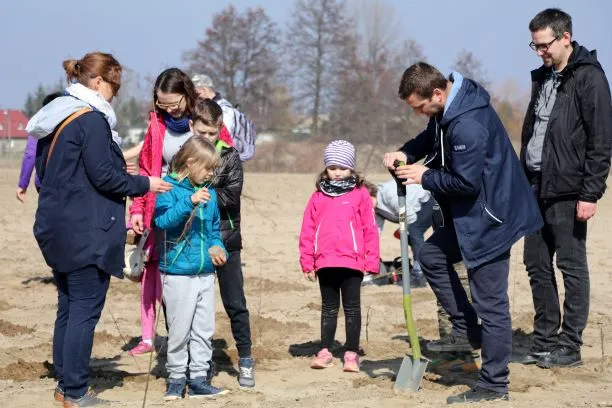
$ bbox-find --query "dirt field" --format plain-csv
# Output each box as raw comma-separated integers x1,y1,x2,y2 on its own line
0,165,610,407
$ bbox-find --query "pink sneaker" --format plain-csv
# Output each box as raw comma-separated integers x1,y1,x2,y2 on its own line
343,351,360,372
311,348,333,369
128,340,155,356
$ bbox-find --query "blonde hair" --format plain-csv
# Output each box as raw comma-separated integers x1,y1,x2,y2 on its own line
171,135,219,183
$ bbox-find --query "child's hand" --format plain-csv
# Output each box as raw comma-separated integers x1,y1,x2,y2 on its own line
209,246,227,266
304,271,317,282
191,187,211,205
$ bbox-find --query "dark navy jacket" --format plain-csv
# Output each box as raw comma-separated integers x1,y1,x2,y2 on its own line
400,77,543,268
34,111,150,277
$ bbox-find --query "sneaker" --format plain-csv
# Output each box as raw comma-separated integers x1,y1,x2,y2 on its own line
311,348,333,369
54,384,64,405
343,351,360,372
163,379,186,401
427,335,478,353
128,340,155,356
518,350,551,365
63,389,111,407
187,378,229,399
238,357,255,388
447,387,509,404
205,360,215,385
537,346,582,369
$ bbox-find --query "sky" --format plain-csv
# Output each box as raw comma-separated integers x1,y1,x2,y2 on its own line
1,0,611,110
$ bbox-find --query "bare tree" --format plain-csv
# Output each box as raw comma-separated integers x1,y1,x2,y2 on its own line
284,0,355,137
328,0,426,146
452,50,491,89
183,5,281,129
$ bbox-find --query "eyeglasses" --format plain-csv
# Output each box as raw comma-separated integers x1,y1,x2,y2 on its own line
529,37,559,52
156,95,184,110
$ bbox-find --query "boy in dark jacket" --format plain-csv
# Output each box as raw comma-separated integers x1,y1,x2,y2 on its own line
384,62,543,404
190,98,254,388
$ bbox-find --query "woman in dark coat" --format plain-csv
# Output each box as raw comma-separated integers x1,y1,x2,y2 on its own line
26,51,171,407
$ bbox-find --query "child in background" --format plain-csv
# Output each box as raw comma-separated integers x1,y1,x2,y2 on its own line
154,135,228,400
299,140,380,372
190,98,255,387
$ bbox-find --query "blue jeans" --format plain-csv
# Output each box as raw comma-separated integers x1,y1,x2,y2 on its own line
53,266,110,399
408,198,435,271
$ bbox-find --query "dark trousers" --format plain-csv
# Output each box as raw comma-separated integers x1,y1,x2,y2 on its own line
318,268,363,352
53,266,110,399
217,250,252,358
419,227,511,394
524,196,589,351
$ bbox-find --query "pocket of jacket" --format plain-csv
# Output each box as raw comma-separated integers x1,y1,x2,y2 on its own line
482,204,503,225
99,210,117,231
314,224,321,254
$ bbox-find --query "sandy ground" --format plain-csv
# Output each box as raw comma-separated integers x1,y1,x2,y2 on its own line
0,165,610,407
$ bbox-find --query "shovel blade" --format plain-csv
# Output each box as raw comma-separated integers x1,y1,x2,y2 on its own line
394,355,429,392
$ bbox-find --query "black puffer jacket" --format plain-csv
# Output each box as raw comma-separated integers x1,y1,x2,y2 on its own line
520,42,612,202
212,143,243,251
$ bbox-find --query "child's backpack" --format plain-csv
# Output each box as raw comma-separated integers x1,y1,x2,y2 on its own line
217,99,257,162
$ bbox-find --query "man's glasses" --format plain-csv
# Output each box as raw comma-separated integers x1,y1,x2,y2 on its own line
156,95,184,110
529,37,559,52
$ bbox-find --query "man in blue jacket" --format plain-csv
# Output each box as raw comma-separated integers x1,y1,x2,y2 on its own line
384,62,543,404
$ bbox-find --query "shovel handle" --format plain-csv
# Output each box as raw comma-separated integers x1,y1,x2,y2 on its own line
403,294,422,360
388,160,407,197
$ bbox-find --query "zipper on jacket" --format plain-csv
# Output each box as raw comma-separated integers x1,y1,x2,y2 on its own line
349,221,358,252
199,205,205,273
314,224,321,254
484,206,503,224
227,210,235,229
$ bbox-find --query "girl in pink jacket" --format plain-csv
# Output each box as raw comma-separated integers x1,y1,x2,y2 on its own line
299,140,380,373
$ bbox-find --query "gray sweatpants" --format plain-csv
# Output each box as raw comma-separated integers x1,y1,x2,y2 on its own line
163,273,216,380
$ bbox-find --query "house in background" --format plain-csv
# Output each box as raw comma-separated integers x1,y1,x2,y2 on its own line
0,109,29,153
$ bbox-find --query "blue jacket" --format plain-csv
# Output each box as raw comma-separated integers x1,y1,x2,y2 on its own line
154,175,226,275
33,111,150,277
400,76,543,268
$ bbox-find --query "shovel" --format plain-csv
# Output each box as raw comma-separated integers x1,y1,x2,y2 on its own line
390,161,429,392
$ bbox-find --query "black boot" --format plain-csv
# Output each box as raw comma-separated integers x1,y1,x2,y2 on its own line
537,346,582,368
518,350,550,365
427,334,478,353
447,387,509,404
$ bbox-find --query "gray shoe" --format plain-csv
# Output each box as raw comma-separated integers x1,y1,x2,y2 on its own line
238,357,255,388
63,389,111,407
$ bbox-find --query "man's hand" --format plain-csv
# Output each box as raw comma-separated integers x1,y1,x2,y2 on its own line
383,151,408,169
394,163,429,185
576,201,597,221
191,187,211,205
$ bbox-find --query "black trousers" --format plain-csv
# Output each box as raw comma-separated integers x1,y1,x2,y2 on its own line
217,250,252,358
524,196,589,351
318,268,363,352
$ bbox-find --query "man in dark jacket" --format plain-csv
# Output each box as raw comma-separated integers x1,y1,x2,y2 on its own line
190,99,254,388
520,8,612,369
384,62,543,404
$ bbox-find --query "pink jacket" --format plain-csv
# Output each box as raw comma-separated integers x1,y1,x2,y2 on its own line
299,186,380,274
